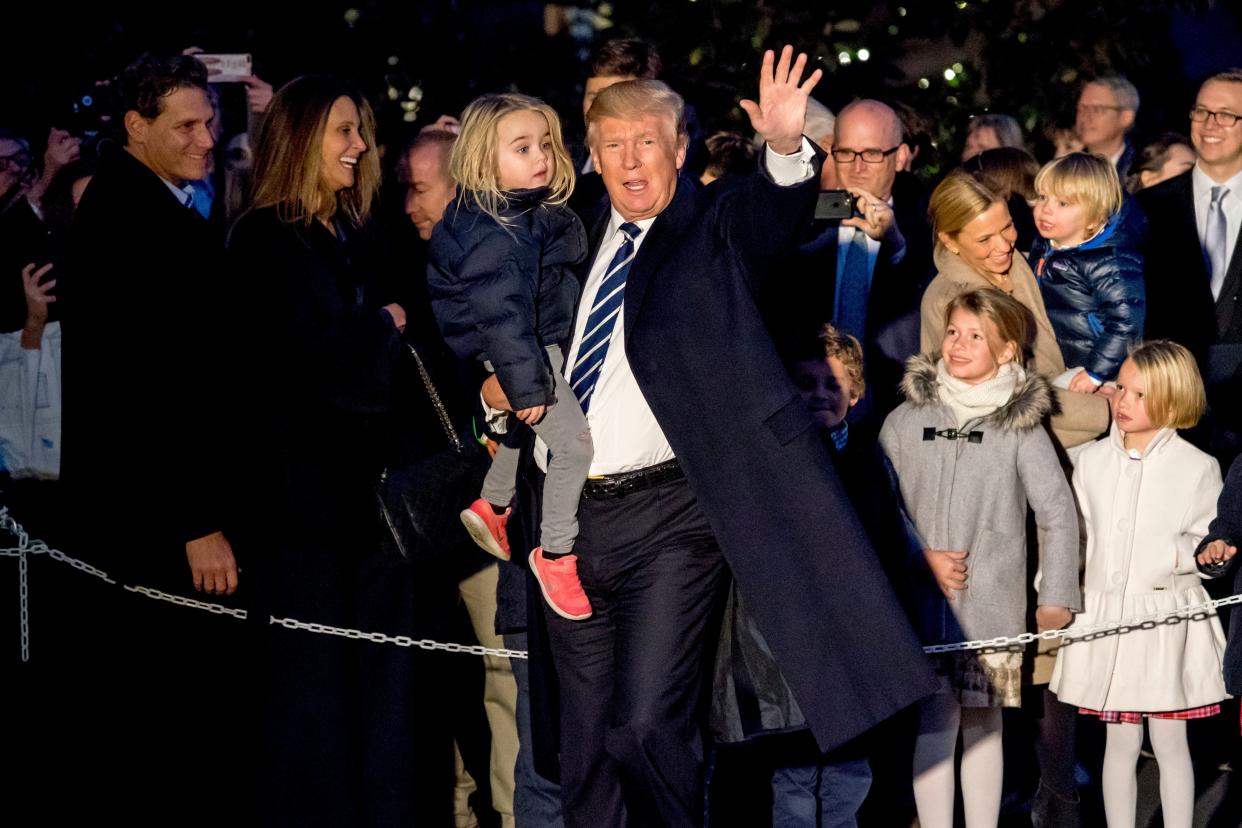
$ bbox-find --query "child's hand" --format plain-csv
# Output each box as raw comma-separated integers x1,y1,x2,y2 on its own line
515,405,547,425
1036,605,1073,632
1068,370,1100,394
923,549,968,601
1197,539,1238,567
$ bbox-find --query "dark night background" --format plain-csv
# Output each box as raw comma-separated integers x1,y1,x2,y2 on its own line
5,1,1242,172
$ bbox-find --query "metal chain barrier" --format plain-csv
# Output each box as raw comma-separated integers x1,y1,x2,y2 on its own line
0,507,526,661
5,506,1240,662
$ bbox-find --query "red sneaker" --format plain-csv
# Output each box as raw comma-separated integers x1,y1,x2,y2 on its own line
460,498,511,561
529,547,593,621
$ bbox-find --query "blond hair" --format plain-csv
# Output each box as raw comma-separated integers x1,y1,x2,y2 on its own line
944,288,1033,367
586,79,687,152
1126,340,1206,430
450,93,573,225
1034,152,1123,233
817,324,866,400
928,170,1003,247
249,76,380,227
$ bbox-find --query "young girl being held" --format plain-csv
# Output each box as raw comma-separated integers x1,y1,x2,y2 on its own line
1050,340,1225,828
880,288,1081,828
427,93,593,620
1031,152,1145,395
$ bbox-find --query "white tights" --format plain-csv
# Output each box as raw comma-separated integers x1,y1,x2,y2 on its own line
1101,718,1193,828
912,694,1004,828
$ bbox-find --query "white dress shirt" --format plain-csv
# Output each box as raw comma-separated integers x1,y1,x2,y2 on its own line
536,138,818,475
1192,163,1242,296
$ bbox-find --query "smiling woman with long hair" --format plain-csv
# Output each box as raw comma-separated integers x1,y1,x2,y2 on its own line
227,75,450,826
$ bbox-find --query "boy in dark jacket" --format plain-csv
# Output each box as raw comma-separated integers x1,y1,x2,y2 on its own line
1030,152,1146,393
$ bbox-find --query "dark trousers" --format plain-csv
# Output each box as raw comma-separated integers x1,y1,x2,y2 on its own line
544,476,728,828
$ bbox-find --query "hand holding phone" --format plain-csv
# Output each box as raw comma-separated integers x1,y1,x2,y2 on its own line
194,53,254,83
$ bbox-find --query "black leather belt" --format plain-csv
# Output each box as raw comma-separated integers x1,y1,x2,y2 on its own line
582,459,684,500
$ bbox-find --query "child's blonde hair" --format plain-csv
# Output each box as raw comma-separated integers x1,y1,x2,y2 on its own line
450,93,574,223
817,324,866,401
944,288,1033,367
1034,152,1123,236
1126,340,1207,429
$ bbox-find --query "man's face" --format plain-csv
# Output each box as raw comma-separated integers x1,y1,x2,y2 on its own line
126,86,215,185
1075,83,1133,153
832,107,907,200
403,142,456,240
961,126,1000,162
0,137,31,198
590,112,686,222
583,75,635,120
1191,80,1242,178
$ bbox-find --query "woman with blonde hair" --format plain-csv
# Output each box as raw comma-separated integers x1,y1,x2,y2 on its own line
921,170,1109,448
228,76,451,825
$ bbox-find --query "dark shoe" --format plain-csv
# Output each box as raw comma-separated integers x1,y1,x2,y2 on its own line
1031,780,1081,828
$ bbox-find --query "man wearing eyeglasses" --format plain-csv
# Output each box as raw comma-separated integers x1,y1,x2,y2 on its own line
765,98,933,429
1075,76,1140,179
1138,68,1242,460
0,130,33,213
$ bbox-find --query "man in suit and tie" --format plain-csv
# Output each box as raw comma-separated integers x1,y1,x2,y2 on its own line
1137,68,1242,459
766,98,933,427
486,47,935,828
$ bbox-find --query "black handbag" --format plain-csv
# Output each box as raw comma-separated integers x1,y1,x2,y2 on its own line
376,342,489,562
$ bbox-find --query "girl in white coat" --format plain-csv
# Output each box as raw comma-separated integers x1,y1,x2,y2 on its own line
1050,340,1225,828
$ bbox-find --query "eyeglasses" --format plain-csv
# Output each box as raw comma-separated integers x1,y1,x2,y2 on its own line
0,151,32,172
1076,104,1125,117
830,146,900,164
1190,107,1240,127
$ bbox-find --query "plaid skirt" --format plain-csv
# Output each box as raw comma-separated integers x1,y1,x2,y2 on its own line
1078,704,1221,724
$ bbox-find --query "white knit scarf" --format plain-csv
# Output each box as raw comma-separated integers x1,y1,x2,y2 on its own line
936,359,1023,428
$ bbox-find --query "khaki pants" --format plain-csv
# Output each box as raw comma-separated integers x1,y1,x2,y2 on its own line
454,563,519,828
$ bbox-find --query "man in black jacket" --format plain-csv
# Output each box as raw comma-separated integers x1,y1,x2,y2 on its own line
1137,68,1242,461
55,53,248,817
63,53,237,592
764,98,933,430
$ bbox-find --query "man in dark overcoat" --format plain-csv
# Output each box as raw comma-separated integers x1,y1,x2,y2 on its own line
55,53,249,818
486,47,937,828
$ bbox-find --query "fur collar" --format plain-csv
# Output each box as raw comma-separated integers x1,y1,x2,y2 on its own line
899,353,1055,431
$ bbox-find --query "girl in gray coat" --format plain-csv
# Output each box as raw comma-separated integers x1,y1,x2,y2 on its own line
880,288,1081,828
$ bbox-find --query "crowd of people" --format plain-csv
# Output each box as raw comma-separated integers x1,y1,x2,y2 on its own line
2,31,1242,828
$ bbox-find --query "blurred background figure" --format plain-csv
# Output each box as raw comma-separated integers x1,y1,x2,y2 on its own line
1126,132,1196,192
962,112,1025,162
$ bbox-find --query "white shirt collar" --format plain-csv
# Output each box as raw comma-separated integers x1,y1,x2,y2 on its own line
160,176,195,208
1192,162,1242,200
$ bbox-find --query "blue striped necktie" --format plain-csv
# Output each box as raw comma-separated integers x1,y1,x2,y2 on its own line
569,221,642,413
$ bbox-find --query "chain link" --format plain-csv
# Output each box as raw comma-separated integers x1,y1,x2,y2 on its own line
924,592,1242,654
4,507,1239,663
0,508,525,660
271,615,529,659
18,536,29,662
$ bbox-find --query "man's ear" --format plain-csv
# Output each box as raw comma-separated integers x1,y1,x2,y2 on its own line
675,137,688,171
896,143,913,171
123,110,147,147
1120,109,1136,131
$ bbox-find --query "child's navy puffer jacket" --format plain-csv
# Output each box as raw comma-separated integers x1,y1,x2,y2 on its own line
428,187,586,410
1030,197,1147,382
